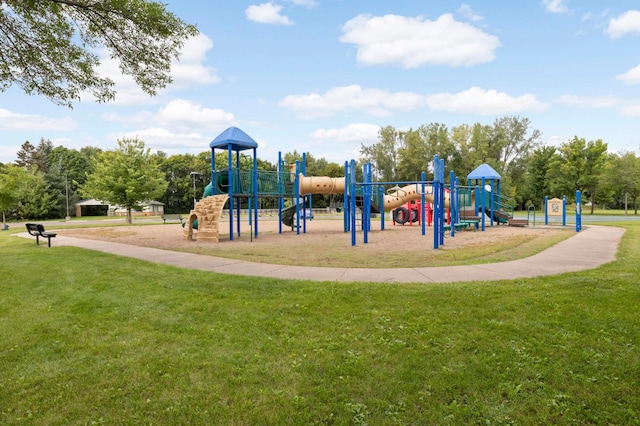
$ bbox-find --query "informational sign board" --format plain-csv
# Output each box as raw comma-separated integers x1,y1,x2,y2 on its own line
547,197,562,216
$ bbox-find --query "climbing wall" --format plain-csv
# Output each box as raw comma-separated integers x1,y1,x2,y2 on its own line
182,194,229,242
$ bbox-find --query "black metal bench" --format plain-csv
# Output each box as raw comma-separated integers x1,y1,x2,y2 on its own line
161,213,184,224
25,223,57,247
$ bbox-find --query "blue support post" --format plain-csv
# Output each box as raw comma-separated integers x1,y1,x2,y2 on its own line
489,180,494,226
302,153,307,235
421,172,426,236
454,178,460,228
544,195,549,225
228,144,234,240
576,190,582,232
379,186,385,231
363,163,370,244
433,155,440,249
562,195,567,227
253,147,258,238
450,170,455,238
439,158,445,246
295,161,300,235
343,161,350,233
350,160,357,246
278,152,283,234
235,150,241,237
481,177,486,232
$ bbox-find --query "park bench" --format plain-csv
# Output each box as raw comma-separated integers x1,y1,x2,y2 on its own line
161,213,184,224
444,222,470,232
460,219,480,230
25,223,57,247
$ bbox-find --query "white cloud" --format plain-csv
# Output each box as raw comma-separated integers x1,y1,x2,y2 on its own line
0,109,77,131
310,123,381,143
606,10,640,39
427,87,549,115
287,0,316,7
104,99,236,132
156,100,236,131
555,95,619,108
279,85,428,119
171,34,220,87
619,103,640,117
541,0,570,14
458,4,483,22
339,13,500,68
117,127,211,154
616,64,640,85
94,33,219,106
246,3,294,25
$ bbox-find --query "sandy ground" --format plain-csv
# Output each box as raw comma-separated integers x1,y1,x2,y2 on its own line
56,214,569,257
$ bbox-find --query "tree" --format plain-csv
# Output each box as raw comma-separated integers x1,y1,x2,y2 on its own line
522,146,556,209
493,116,542,175
397,129,430,181
49,146,94,192
15,171,58,220
82,138,168,224
0,164,26,226
360,126,400,182
450,123,477,181
33,138,55,173
0,0,198,107
155,152,204,214
548,136,608,213
15,141,37,169
604,151,640,214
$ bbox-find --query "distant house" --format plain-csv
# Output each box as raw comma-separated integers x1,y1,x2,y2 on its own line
75,199,165,217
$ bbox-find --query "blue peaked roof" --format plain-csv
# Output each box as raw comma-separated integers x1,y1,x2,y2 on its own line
209,127,258,151
467,163,501,180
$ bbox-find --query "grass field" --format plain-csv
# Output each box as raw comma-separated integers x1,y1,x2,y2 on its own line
1,222,639,425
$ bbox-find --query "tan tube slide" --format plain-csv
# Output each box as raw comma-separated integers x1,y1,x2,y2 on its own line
298,174,345,195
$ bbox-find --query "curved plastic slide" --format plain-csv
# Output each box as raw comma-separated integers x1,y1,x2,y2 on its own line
281,205,297,228
383,184,450,210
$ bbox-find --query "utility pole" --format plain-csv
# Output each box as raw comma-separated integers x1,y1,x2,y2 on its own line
65,172,70,220
190,171,202,209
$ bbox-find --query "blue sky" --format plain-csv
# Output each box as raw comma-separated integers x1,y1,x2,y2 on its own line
2,0,640,165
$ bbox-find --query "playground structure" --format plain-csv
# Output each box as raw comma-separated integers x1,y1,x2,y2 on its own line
183,126,580,249
182,194,228,242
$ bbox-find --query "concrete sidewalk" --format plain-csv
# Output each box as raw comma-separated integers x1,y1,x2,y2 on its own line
17,225,624,283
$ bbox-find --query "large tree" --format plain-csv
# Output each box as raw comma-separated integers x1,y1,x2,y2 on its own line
397,129,430,182
0,0,198,107
82,137,168,223
523,146,556,208
604,151,640,214
548,136,608,213
360,126,401,182
493,115,542,174
0,164,26,226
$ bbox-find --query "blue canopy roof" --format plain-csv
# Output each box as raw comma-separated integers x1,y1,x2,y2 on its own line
467,163,501,180
209,127,258,151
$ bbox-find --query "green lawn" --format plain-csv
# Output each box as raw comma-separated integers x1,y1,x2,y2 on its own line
1,224,639,425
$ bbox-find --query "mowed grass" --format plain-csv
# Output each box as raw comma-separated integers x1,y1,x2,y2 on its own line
183,230,574,268
1,224,639,425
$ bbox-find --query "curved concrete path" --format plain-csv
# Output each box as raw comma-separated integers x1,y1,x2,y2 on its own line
18,225,624,283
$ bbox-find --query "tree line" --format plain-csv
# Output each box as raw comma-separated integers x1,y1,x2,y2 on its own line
1,115,639,225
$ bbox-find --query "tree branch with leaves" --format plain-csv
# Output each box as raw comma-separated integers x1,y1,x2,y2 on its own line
0,0,198,107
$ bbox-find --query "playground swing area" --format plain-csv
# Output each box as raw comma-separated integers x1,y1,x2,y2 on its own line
179,127,582,254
